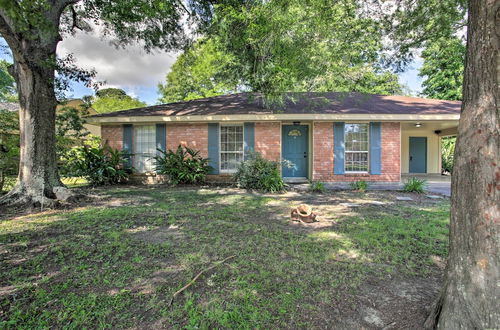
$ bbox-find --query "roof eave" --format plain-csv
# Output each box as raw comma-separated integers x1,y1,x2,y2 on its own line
86,113,460,125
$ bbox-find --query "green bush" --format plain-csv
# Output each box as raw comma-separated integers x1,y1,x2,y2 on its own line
441,136,455,174
350,180,368,192
65,142,131,186
0,109,20,192
309,181,326,193
403,177,426,193
233,152,286,193
153,145,211,185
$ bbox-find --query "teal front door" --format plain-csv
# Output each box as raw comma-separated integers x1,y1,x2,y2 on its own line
282,125,308,177
409,137,427,173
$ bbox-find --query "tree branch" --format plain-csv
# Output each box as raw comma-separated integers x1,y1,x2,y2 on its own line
176,0,192,17
51,0,81,20
0,9,22,59
69,5,83,32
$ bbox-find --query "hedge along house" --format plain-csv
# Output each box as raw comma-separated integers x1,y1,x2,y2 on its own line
87,92,460,183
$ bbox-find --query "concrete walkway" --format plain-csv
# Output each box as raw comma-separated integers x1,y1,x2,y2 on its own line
291,174,452,197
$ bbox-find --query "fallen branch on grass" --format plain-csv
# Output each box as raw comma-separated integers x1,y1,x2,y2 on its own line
168,255,236,307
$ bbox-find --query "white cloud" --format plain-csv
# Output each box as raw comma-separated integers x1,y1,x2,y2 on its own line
58,31,178,91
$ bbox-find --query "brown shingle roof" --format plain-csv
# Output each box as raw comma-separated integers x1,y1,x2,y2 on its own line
90,92,461,118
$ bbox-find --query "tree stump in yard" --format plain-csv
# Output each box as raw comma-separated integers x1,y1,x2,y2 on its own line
291,204,317,223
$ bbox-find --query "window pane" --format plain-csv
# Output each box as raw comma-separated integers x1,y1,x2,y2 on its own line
133,125,156,172
134,125,156,172
220,125,244,172
345,123,369,172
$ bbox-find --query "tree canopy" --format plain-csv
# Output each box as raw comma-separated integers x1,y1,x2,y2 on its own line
419,36,465,100
158,39,238,103
159,0,408,103
0,0,226,205
90,88,146,113
0,59,16,102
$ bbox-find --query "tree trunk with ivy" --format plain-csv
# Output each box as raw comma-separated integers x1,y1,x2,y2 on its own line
0,6,70,207
424,0,500,328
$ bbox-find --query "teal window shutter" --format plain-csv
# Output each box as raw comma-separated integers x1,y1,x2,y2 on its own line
333,122,345,174
208,123,220,174
123,124,133,167
156,123,166,153
370,122,381,174
243,122,255,160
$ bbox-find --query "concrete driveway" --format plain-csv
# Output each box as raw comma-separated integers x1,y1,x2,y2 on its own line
403,174,451,197
426,182,451,197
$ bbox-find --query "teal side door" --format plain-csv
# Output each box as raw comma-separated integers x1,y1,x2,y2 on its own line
282,125,308,177
409,137,427,173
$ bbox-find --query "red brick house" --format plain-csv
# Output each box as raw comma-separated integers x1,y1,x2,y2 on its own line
87,92,460,183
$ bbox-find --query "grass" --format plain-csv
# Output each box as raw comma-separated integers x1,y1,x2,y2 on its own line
1,176,88,193
0,186,449,328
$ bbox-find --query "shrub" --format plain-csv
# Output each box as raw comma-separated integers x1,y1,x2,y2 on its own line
153,145,211,185
65,142,131,186
403,177,426,193
441,136,455,174
350,180,368,192
233,152,286,193
309,181,326,193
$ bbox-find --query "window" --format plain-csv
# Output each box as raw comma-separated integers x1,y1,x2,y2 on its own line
133,125,156,172
345,123,369,172
220,125,244,172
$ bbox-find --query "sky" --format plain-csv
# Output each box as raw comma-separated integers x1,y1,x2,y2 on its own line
1,33,423,106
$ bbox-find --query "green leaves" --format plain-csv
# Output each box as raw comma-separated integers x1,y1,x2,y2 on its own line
419,36,465,100
386,0,467,68
64,141,131,185
233,152,285,193
403,177,427,193
90,89,146,114
0,60,16,102
153,145,212,185
205,0,403,97
441,136,456,173
158,39,238,103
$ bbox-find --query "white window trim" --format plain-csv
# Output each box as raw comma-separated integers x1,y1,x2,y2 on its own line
219,124,245,174
344,123,370,174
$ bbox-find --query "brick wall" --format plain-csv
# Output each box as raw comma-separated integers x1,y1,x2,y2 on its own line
255,122,281,161
101,125,123,151
312,122,401,182
103,121,401,182
167,123,208,157
312,122,334,180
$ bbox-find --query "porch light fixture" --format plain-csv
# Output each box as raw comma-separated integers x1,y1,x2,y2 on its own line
293,121,301,125
415,122,422,128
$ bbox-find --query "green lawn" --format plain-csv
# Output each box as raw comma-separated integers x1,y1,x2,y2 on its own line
0,186,449,328
1,177,88,193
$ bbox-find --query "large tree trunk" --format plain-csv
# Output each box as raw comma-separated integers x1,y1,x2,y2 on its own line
0,35,69,208
425,0,500,328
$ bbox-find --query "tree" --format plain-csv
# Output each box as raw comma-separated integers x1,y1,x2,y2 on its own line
0,100,91,188
55,101,90,165
0,109,19,192
423,0,499,327
441,136,456,174
158,38,238,103
95,88,127,99
91,88,146,113
419,36,465,100
0,0,220,206
204,0,403,99
0,59,16,102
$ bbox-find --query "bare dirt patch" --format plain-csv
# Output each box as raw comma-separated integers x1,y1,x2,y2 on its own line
127,224,185,244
